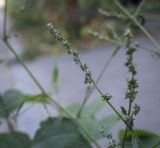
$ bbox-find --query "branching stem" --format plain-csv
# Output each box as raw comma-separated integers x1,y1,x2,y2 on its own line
115,0,160,51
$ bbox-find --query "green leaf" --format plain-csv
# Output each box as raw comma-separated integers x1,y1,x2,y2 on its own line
0,132,31,148
0,89,24,118
118,129,160,148
31,117,91,148
60,102,120,140
52,65,60,90
60,98,106,117
153,141,160,148
80,114,120,140
80,117,102,139
24,94,49,103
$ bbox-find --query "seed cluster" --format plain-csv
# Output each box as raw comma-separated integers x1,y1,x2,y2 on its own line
47,23,112,101
107,133,121,148
122,29,140,128
98,126,120,148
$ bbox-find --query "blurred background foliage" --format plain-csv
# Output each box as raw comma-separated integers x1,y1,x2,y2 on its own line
7,0,160,60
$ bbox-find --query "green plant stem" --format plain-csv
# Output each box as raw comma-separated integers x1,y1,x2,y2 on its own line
122,128,145,148
128,101,132,116
3,0,7,41
12,101,24,121
131,128,145,148
122,99,132,148
91,31,160,56
133,0,146,17
90,79,127,124
3,41,100,148
114,0,160,51
6,119,14,132
77,45,121,118
122,128,128,148
0,91,14,132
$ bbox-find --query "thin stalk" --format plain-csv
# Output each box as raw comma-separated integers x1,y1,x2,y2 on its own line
133,0,146,17
131,128,145,148
77,45,121,117
91,31,160,56
6,119,14,132
122,128,128,148
122,99,132,147
122,99,132,148
3,0,7,41
91,80,127,124
122,128,145,148
77,87,91,118
114,0,160,51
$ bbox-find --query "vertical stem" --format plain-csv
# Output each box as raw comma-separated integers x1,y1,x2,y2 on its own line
122,128,128,148
3,0,7,41
131,129,145,148
6,119,14,132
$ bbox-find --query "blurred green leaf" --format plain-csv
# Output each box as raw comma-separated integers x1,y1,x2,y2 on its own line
80,117,102,139
0,89,24,118
31,117,91,148
153,141,160,148
80,114,120,140
60,99,120,140
0,132,31,148
24,94,49,103
99,114,120,130
52,65,60,90
118,129,160,148
60,98,106,117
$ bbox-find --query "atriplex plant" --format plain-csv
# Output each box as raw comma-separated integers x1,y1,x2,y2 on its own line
0,0,160,148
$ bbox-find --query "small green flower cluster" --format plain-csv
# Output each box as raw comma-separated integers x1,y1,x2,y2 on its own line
132,103,140,116
107,133,121,148
122,29,140,128
124,29,139,103
47,23,112,101
125,77,138,102
102,93,112,102
98,126,120,148
47,23,92,84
